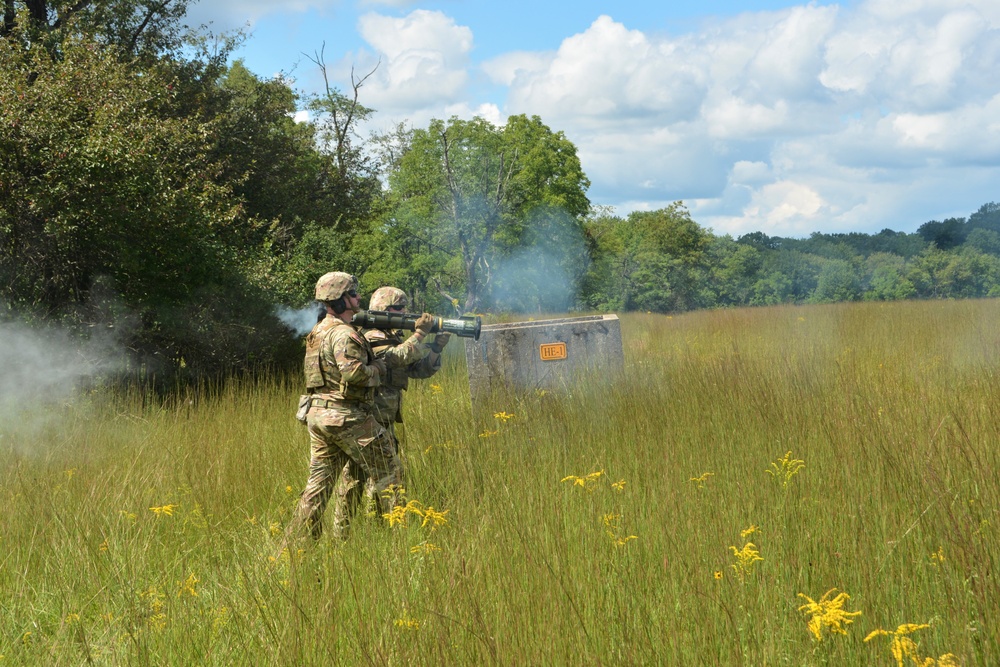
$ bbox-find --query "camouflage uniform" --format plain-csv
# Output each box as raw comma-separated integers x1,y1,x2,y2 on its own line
288,273,402,541
364,328,442,441
362,287,447,448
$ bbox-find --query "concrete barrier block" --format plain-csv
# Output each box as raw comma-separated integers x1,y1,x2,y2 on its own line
464,314,623,407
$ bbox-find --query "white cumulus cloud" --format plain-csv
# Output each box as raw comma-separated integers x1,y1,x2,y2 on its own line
204,0,1000,236
346,10,473,116
491,1,1000,235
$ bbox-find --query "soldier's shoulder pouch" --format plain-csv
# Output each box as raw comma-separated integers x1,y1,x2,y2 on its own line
295,394,311,424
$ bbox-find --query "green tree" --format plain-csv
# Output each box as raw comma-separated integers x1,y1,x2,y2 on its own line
752,250,821,305
1,0,193,62
917,217,967,250
966,202,1000,234
907,247,952,298
862,252,915,301
0,34,297,376
580,203,711,313
934,249,1000,298
708,235,763,306
386,114,590,311
810,258,861,303
211,61,328,253
964,228,1000,256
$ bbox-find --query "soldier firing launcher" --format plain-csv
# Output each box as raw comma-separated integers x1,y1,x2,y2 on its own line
352,310,482,341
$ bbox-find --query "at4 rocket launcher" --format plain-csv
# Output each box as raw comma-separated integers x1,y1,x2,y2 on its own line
352,310,482,341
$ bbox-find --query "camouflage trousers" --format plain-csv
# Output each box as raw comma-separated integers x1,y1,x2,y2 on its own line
289,406,402,540
333,417,404,524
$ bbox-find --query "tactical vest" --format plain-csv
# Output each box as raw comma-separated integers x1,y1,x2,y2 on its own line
367,330,410,390
304,317,375,401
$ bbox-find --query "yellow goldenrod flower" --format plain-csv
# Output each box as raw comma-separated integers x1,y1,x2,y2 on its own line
493,411,515,422
929,546,945,565
740,524,760,539
689,472,714,489
430,384,443,395
149,504,178,517
560,470,604,491
420,507,450,530
140,586,167,630
729,542,763,582
612,534,637,547
394,614,421,630
797,588,862,641
383,505,409,527
611,479,627,492
766,450,805,486
285,485,293,494
410,542,442,555
603,512,621,529
864,623,957,666
65,613,80,624
382,484,406,498
178,573,199,598
479,429,498,438
382,499,425,528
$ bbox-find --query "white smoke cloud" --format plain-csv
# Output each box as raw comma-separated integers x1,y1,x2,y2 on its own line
488,208,590,312
276,305,322,337
0,315,126,446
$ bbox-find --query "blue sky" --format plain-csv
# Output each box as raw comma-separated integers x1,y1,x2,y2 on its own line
184,0,1000,238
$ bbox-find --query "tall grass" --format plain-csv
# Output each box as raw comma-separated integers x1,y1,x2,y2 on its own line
2,300,998,665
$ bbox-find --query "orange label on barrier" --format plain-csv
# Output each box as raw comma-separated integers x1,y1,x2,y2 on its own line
539,342,567,361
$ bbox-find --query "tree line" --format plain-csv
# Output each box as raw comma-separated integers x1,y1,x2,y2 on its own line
1,1,997,379
582,201,1000,312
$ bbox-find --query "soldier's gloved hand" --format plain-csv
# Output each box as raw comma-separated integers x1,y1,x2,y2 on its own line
372,358,387,377
430,332,451,353
414,312,435,335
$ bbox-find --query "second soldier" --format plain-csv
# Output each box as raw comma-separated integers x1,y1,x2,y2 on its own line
361,286,451,452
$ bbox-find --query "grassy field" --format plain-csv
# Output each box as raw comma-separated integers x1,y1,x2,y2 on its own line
1,300,998,665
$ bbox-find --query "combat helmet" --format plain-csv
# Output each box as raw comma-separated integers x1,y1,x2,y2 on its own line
315,272,358,301
369,286,409,311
